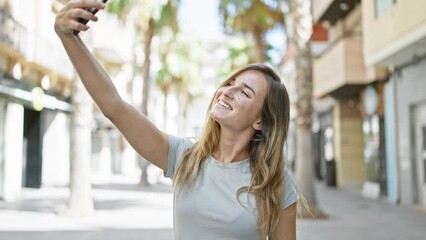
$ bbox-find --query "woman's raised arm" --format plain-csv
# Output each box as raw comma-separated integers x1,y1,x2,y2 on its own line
54,0,169,170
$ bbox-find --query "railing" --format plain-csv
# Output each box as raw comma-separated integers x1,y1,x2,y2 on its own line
0,7,74,79
0,7,28,55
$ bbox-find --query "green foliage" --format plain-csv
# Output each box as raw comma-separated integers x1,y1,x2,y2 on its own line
218,0,285,62
154,32,203,96
217,37,256,80
106,0,136,20
220,0,284,34
158,0,179,33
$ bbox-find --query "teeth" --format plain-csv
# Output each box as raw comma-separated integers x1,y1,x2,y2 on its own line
218,100,232,110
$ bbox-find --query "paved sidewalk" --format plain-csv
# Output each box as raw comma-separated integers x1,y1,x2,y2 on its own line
1,177,426,239
0,177,174,240
298,183,426,240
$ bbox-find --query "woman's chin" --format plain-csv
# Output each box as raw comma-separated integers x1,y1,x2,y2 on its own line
209,111,225,124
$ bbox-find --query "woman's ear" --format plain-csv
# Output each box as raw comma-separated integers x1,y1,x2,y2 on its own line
253,120,262,131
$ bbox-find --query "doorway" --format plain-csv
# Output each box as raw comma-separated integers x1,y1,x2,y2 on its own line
22,108,43,188
415,103,426,207
0,99,6,197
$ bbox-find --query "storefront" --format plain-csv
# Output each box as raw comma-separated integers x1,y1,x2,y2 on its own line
0,73,72,199
388,56,426,207
361,84,387,196
414,103,426,207
312,110,335,186
0,98,5,197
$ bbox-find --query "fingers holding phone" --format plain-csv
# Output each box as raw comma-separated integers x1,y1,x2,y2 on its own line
54,0,107,36
73,0,109,35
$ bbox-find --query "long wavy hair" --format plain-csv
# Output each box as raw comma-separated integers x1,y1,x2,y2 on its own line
173,63,291,239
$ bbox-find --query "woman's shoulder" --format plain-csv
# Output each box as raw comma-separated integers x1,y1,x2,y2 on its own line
167,134,195,145
283,168,297,189
281,167,298,208
167,134,196,153
164,134,196,179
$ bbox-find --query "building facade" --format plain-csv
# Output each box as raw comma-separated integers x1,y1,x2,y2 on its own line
311,0,388,196
0,0,74,200
0,0,137,200
362,0,426,209
312,0,426,211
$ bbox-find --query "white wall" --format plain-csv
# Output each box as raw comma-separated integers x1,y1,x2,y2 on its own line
3,103,24,200
42,112,70,186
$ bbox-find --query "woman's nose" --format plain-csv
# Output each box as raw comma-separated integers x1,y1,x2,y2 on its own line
222,86,235,98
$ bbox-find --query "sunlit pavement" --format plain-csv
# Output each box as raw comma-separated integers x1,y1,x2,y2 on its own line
298,183,426,240
1,176,426,240
0,175,174,240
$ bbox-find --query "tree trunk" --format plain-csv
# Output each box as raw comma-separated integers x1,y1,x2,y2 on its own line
67,78,94,216
290,0,325,218
252,27,265,63
163,89,168,131
138,17,156,186
128,24,142,101
179,92,190,136
141,18,155,116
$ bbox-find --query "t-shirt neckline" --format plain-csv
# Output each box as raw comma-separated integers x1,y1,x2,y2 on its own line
209,156,250,169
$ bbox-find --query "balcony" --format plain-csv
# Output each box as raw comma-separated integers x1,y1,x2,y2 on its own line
0,7,74,97
313,37,387,99
0,8,27,61
312,0,360,25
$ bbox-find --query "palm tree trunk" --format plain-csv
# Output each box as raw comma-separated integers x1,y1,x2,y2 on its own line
141,18,155,116
128,25,142,100
138,17,155,186
252,27,265,63
290,0,325,218
163,89,168,130
67,78,94,216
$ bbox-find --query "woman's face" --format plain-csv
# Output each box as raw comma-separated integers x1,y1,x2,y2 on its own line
210,70,268,132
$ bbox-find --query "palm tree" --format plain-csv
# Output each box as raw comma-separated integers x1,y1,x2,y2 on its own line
219,0,284,62
219,37,257,78
287,0,325,218
154,30,204,134
156,68,179,130
153,14,180,130
108,0,179,185
67,78,94,216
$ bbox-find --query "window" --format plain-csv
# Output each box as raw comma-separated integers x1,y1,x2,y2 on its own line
422,126,426,183
375,0,397,18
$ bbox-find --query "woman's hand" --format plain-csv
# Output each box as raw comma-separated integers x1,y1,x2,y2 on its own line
54,0,106,36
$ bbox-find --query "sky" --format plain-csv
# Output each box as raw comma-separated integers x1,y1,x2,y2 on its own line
178,0,224,40
178,0,286,64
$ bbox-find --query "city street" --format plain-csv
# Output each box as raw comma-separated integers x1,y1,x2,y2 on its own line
1,176,425,240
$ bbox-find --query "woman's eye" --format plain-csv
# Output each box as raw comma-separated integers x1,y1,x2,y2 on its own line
241,91,249,97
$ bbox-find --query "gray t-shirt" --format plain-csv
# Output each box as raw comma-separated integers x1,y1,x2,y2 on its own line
165,134,298,240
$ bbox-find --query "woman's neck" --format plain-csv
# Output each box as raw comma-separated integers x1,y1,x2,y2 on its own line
213,130,252,163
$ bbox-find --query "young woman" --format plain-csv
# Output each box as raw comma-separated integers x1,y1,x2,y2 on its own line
55,1,298,239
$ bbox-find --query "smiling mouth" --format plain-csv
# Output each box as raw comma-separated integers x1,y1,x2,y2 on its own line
218,100,233,110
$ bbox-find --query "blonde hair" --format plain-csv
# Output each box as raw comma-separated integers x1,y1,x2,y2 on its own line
173,63,290,239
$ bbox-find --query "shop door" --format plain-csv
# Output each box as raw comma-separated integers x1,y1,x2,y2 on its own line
22,108,43,188
415,104,426,207
0,100,5,197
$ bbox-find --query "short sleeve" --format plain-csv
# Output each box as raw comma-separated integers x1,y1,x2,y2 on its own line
281,168,299,209
164,134,193,179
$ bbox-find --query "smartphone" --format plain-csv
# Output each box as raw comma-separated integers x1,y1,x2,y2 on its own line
73,0,108,36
